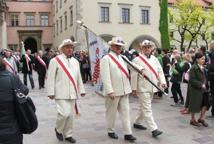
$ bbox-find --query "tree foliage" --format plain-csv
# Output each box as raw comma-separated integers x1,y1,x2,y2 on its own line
169,0,214,51
159,0,170,50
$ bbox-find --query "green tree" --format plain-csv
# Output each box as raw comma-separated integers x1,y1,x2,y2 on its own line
169,0,208,51
159,0,170,50
198,4,214,49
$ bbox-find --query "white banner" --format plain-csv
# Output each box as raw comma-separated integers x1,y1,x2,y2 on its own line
87,30,109,95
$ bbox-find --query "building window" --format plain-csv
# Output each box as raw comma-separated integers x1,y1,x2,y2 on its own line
100,7,109,22
8,44,18,51
40,14,49,26
10,14,19,26
60,0,62,8
64,12,67,30
121,8,130,23
56,20,58,35
70,7,73,26
60,16,62,32
26,14,35,26
53,23,55,37
56,0,58,12
141,9,149,24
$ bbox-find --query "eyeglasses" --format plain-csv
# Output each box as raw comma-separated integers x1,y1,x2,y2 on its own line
142,45,152,49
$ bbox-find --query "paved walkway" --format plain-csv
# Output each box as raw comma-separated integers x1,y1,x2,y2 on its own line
22,74,214,144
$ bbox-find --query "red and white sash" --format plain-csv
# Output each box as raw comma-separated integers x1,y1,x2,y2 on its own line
3,58,16,74
108,54,129,79
36,56,47,70
12,55,18,62
25,54,31,71
138,55,159,80
55,55,80,115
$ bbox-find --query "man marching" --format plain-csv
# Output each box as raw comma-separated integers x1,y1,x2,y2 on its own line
131,40,167,138
35,50,47,89
20,49,35,89
3,48,18,74
47,39,85,143
100,37,137,143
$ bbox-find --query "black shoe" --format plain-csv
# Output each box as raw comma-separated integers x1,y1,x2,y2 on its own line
124,135,137,142
108,132,118,139
65,137,76,143
133,123,147,130
152,129,163,138
179,101,184,105
55,128,63,141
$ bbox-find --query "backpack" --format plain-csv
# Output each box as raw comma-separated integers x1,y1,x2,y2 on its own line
11,75,38,134
182,63,191,82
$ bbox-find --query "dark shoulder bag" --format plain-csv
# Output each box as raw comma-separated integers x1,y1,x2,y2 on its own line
10,75,38,134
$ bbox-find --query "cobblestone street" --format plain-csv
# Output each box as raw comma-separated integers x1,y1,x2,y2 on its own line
22,73,214,144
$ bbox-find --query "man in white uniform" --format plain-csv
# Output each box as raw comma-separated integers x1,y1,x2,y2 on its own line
131,40,167,138
3,49,17,74
47,39,85,143
100,37,137,142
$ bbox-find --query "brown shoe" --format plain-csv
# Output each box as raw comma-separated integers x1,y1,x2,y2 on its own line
190,120,200,127
198,119,208,127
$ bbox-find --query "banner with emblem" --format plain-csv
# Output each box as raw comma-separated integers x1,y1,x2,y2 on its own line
86,30,109,95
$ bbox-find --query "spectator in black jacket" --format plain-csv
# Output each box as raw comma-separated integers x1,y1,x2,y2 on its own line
208,41,214,116
0,57,29,144
20,49,35,89
170,55,185,106
162,49,171,94
35,50,47,89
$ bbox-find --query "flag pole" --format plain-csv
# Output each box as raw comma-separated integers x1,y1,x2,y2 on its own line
76,21,168,96
77,20,92,84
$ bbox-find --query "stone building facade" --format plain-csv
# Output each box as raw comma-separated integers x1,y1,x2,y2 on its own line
0,0,7,50
53,0,161,50
6,0,53,53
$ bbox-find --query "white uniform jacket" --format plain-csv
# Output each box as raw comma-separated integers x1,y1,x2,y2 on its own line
5,57,17,73
47,54,85,99
131,54,166,93
100,51,132,96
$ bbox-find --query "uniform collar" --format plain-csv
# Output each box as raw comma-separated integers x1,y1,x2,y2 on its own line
109,51,120,58
62,53,72,59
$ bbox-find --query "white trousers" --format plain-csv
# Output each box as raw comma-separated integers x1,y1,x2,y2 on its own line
135,92,158,131
55,99,75,138
105,95,132,135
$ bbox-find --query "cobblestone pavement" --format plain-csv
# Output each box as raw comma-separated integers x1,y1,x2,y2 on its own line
22,73,214,144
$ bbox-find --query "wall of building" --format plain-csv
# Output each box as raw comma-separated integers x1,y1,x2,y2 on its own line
53,0,76,49
53,0,161,51
80,0,160,49
6,0,53,51
0,0,7,50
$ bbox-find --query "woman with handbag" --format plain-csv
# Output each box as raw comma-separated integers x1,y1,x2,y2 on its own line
188,52,210,127
0,57,29,144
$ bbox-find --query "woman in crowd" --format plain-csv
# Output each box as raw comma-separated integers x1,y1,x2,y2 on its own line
0,57,29,144
188,52,209,127
170,55,185,106
180,53,192,114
